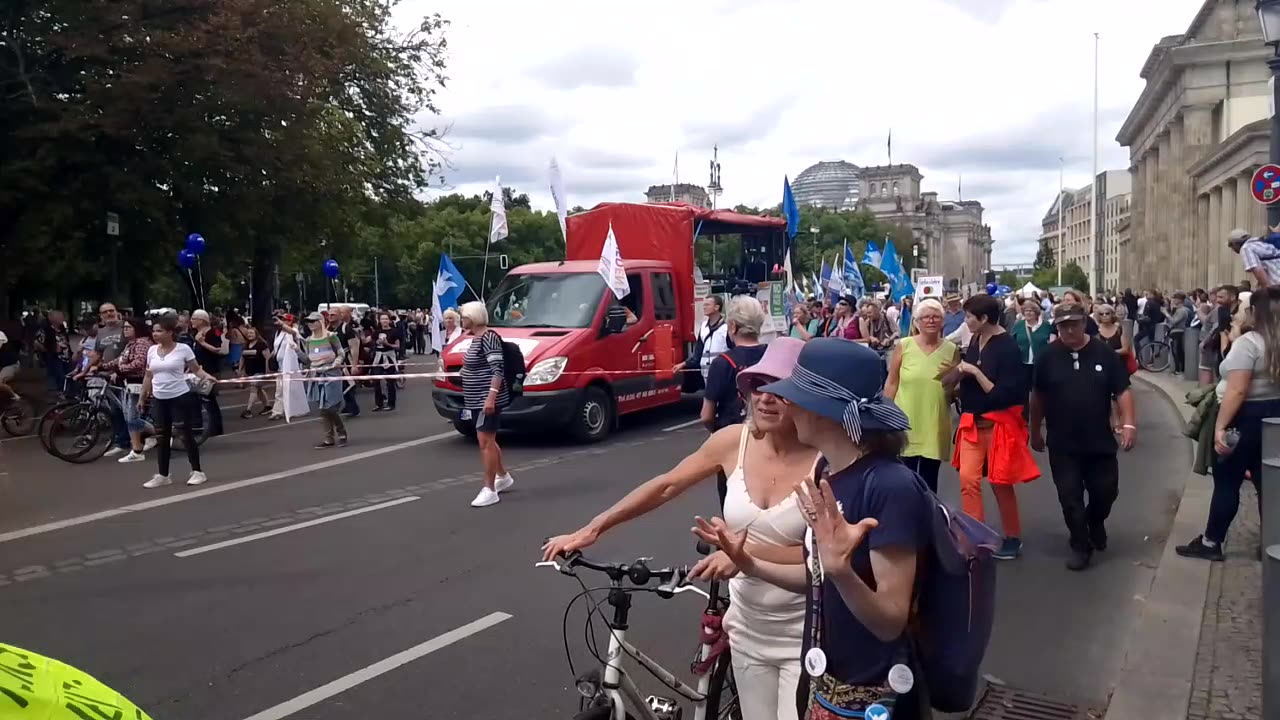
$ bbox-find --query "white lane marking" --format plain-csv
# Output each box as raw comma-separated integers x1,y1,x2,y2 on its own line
175,496,419,557
241,612,513,720
0,431,456,544
0,434,36,444
662,418,702,432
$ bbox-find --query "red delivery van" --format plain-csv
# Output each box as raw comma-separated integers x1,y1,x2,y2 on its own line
431,202,785,441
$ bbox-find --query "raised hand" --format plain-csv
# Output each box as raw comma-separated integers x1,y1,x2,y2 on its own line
692,516,751,571
796,474,879,578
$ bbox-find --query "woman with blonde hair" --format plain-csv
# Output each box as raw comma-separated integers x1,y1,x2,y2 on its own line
545,338,812,720
1177,287,1280,561
442,308,464,345
884,297,958,492
459,301,514,508
1011,299,1054,400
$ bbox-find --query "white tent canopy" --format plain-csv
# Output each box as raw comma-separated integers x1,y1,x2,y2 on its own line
1020,281,1041,296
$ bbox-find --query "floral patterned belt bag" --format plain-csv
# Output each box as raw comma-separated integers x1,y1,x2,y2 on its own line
802,550,904,720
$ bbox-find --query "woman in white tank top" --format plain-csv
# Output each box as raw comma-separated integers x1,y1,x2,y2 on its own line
544,338,814,720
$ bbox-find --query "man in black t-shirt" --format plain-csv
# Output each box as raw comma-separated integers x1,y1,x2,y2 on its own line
190,309,226,436
1030,302,1137,571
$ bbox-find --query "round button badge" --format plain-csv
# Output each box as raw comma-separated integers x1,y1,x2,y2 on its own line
803,647,827,677
887,663,914,694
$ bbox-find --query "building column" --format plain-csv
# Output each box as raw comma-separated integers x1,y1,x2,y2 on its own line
1209,185,1224,288
1196,193,1211,290
1168,120,1187,289
1130,162,1145,287
1182,106,1215,288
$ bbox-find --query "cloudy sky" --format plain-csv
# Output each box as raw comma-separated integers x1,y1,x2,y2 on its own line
395,0,1208,263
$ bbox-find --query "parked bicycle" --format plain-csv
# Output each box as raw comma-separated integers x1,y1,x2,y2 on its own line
0,385,35,437
41,376,211,463
1138,335,1175,372
538,546,741,720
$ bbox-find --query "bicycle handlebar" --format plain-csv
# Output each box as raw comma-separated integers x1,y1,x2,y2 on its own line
536,551,708,599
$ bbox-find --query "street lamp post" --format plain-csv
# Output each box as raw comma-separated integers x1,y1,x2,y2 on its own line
1257,4,1280,718
1261,1,1280,228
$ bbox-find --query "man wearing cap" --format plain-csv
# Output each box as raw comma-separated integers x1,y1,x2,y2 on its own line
1229,227,1280,289
941,294,965,336
1030,301,1136,571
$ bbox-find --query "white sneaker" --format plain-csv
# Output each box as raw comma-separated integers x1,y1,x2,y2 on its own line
104,446,126,458
470,487,500,508
143,437,158,451
187,471,208,486
494,473,514,493
117,450,145,463
143,474,172,489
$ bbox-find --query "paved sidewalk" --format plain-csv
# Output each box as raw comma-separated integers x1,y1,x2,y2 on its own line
1131,371,1262,720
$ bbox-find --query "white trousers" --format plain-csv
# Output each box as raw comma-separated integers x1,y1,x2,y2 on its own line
730,652,801,720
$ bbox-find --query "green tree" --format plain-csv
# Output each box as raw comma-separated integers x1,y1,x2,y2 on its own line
0,0,450,319
997,270,1022,288
1032,261,1088,293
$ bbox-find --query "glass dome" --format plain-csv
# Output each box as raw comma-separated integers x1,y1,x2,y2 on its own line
792,161,861,210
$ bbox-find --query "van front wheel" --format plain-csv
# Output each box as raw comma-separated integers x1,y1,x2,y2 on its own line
571,387,612,443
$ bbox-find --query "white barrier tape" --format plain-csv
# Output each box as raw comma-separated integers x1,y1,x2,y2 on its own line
215,368,698,385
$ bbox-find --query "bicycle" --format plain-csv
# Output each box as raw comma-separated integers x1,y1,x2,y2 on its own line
42,377,211,463
537,548,742,720
1137,335,1174,372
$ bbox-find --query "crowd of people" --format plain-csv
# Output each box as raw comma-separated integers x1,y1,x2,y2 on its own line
545,278,1151,720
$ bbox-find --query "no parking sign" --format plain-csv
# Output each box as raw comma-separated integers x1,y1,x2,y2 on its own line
1251,164,1280,205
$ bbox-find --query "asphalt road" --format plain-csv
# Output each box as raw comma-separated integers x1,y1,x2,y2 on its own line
0,378,1188,718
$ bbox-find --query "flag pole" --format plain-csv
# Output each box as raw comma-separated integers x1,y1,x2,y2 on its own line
1058,156,1065,287
1091,31,1100,295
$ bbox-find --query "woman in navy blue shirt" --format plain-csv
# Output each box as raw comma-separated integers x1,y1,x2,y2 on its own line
699,339,931,719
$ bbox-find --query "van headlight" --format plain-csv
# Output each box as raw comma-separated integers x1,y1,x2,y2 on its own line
524,356,568,387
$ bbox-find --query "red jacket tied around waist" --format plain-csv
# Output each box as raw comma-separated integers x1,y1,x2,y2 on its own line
951,407,1040,485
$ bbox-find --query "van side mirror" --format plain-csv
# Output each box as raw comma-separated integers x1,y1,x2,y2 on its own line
604,306,628,334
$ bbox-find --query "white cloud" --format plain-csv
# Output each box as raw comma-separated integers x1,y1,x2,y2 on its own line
397,0,1208,263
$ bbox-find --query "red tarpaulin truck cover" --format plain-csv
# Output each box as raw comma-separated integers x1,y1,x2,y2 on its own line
566,202,785,342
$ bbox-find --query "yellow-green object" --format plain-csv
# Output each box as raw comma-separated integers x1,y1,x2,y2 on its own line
898,336,959,461
0,643,153,719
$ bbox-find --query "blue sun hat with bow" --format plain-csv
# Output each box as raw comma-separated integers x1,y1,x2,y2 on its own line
758,338,911,442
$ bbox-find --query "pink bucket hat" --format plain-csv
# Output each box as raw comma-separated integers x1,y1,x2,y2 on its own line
736,336,805,397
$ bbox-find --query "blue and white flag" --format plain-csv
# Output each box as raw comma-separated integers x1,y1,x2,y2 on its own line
862,241,883,269
843,241,866,300
881,242,915,302
782,176,800,240
432,253,467,352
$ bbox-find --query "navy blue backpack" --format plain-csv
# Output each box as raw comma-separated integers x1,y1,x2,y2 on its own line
906,472,1002,712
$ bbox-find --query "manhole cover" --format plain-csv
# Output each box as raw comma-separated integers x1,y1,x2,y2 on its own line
968,684,1101,720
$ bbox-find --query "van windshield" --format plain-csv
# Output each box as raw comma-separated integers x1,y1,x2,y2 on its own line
487,272,606,329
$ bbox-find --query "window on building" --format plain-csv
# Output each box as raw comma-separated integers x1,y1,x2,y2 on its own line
892,181,900,196
880,183,888,197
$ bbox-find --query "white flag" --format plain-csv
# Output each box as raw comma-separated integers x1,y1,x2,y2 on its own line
597,222,630,300
488,175,508,244
549,157,568,243
429,305,444,354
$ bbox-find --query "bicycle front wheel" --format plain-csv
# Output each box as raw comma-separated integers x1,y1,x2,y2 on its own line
1,397,36,436
1139,341,1171,372
47,406,113,463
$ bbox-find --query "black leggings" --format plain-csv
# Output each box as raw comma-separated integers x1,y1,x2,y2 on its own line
154,392,202,477
902,456,942,493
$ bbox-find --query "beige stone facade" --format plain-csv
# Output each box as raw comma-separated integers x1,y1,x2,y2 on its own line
1037,170,1131,293
644,183,709,207
1116,0,1273,291
856,164,992,287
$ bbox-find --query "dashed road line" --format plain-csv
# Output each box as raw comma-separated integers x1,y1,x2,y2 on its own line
175,497,420,558
0,435,665,589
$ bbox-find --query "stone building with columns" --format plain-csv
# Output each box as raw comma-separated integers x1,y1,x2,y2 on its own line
1116,0,1272,291
791,160,993,287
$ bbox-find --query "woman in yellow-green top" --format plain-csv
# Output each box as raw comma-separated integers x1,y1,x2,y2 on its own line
884,297,960,493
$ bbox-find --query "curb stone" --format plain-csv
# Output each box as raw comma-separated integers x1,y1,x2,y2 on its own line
1104,372,1209,720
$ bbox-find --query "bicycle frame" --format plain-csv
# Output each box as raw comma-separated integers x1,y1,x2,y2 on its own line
593,583,724,720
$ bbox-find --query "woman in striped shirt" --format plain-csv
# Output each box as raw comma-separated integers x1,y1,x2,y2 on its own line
459,301,514,508
302,311,348,449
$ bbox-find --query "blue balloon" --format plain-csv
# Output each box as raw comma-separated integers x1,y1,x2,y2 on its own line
177,249,196,269
323,259,340,279
185,233,205,255
985,282,998,295
998,285,1013,295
